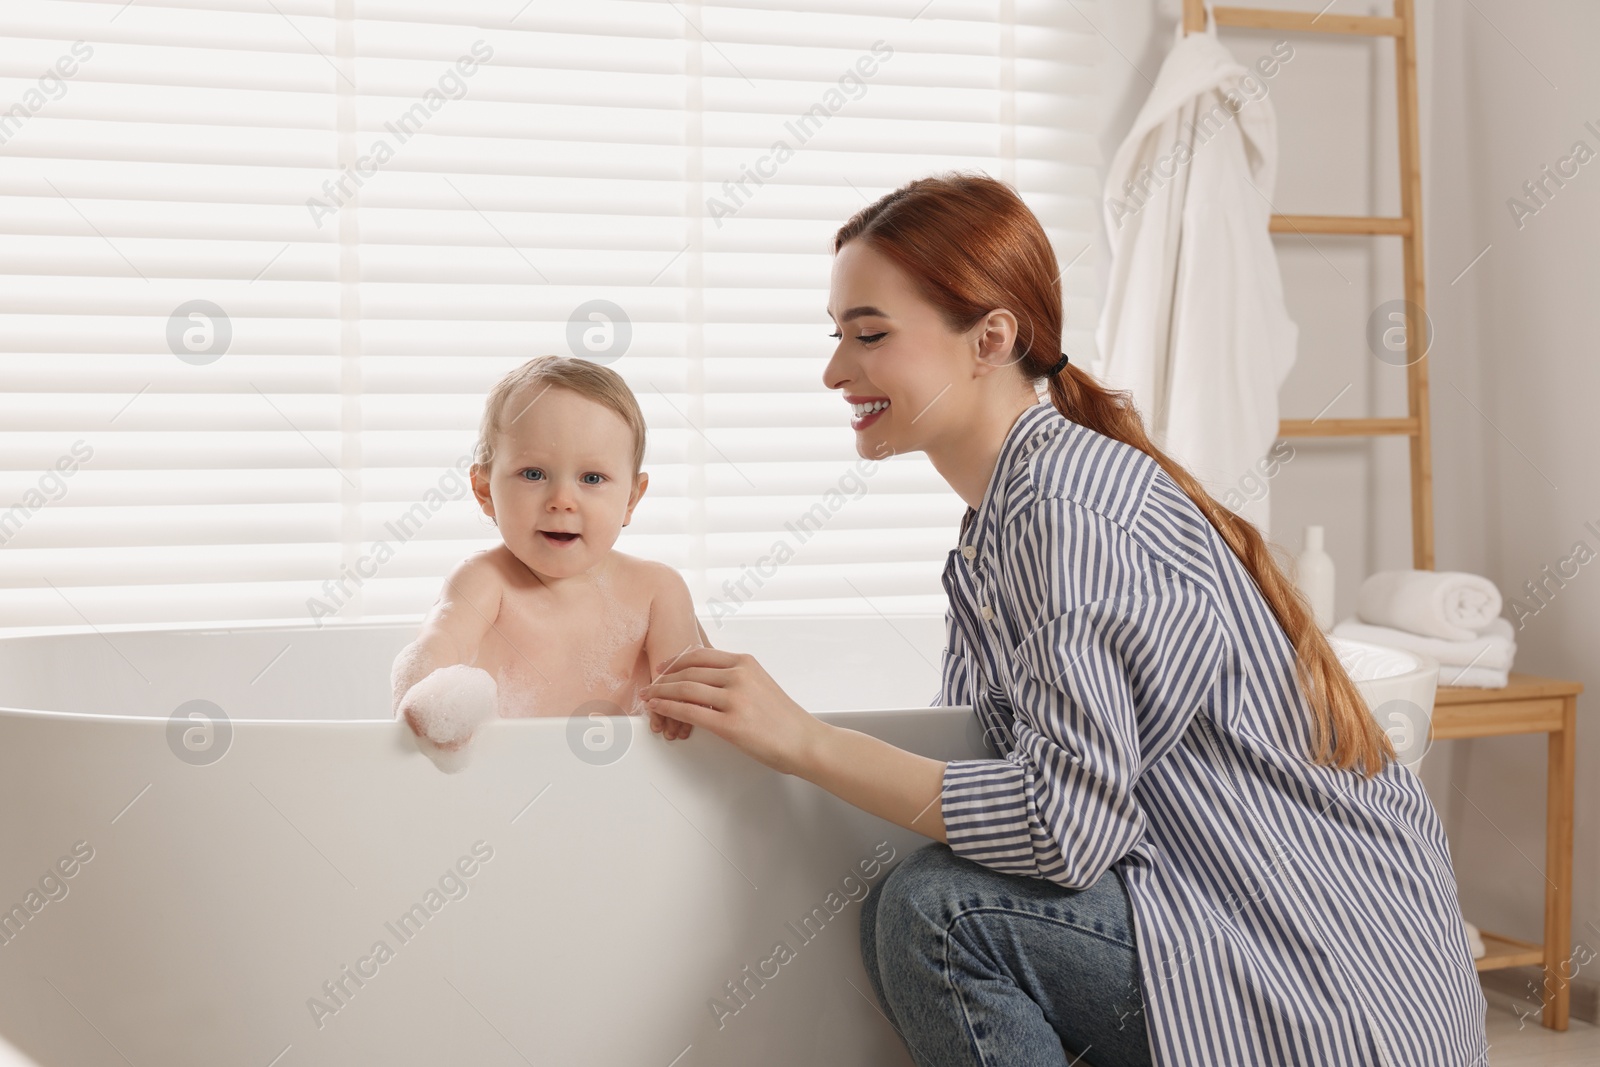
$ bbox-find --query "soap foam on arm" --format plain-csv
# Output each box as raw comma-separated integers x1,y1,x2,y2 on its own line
391,553,505,761
399,664,499,748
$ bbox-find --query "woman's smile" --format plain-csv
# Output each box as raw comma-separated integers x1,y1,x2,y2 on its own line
846,393,891,431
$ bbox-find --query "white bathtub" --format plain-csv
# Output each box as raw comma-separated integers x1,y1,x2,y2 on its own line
0,616,1438,1066
0,614,971,1067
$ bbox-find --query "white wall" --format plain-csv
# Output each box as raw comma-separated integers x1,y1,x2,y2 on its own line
1095,0,1599,1014
1426,0,1600,1006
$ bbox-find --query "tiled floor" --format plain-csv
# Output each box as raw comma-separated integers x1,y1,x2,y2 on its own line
1483,987,1600,1065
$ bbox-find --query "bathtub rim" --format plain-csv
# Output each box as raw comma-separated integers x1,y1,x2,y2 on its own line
0,610,955,721
0,610,949,643
0,703,971,730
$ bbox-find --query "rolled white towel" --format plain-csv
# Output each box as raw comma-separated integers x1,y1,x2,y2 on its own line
1357,569,1503,642
1332,616,1516,671
1436,663,1509,689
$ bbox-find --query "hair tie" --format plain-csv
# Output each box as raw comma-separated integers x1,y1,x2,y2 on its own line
1046,352,1070,377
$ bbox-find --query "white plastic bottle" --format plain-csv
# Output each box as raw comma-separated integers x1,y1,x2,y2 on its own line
1296,524,1336,631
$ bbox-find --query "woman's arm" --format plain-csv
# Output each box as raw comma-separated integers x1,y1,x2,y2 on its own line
638,647,949,841
799,723,948,842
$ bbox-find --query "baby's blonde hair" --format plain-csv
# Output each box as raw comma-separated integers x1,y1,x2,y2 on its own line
474,355,647,476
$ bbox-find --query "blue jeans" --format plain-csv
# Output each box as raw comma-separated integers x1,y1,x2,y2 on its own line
860,843,1153,1067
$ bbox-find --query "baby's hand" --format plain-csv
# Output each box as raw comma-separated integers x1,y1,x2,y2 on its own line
399,664,498,751
651,707,693,742
634,689,692,741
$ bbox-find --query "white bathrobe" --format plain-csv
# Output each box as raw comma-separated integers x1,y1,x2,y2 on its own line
1094,20,1298,537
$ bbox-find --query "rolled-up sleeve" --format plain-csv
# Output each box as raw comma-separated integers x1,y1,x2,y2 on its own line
941,574,1230,888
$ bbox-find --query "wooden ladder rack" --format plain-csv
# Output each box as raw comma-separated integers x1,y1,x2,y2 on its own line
1183,0,1434,569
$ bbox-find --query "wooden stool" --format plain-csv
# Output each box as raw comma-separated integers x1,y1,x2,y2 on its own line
1431,672,1584,1030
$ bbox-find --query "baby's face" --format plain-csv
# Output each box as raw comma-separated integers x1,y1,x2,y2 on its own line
471,386,646,580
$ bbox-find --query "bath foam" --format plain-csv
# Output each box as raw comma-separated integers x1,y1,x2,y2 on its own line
495,659,552,718
580,566,649,696
389,642,432,707
401,664,498,747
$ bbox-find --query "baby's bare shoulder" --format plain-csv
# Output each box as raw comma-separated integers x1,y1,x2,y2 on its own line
415,547,512,645
450,545,515,585
608,551,684,595
436,546,527,609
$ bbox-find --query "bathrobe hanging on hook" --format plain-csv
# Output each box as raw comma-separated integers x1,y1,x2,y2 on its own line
1094,14,1299,537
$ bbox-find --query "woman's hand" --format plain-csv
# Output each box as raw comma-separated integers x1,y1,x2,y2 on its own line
637,647,823,776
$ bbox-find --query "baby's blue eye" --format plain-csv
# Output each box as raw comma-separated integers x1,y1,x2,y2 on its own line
520,469,543,481
582,473,604,485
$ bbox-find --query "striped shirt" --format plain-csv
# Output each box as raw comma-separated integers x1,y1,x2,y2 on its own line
937,400,1488,1067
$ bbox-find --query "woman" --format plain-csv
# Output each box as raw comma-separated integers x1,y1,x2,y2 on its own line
638,173,1488,1067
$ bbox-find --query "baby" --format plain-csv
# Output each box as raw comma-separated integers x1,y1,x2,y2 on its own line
393,354,705,764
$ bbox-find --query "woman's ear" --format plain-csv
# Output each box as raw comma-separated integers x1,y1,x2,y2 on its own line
971,308,1023,373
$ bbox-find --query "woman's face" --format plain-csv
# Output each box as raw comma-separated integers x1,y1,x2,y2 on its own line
823,238,1015,461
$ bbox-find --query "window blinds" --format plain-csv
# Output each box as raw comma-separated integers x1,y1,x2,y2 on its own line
0,0,1104,630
